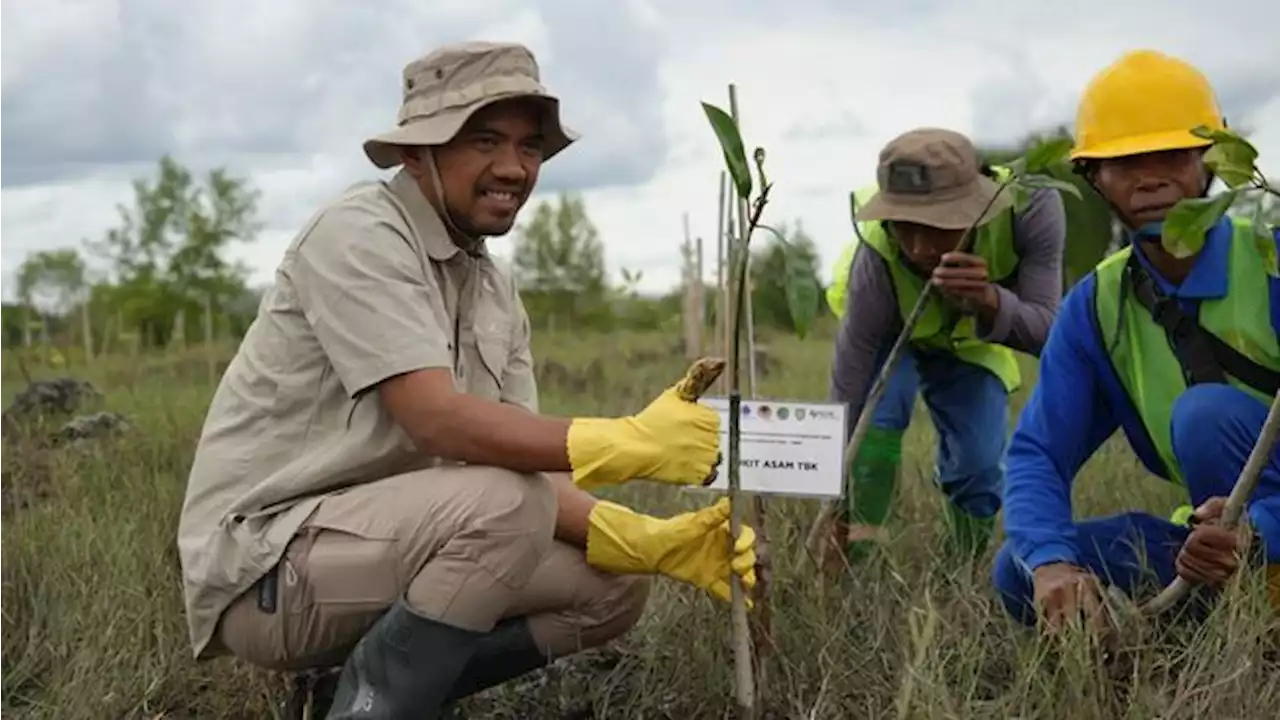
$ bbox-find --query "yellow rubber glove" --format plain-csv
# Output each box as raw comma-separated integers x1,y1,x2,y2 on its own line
567,382,721,490
585,497,757,606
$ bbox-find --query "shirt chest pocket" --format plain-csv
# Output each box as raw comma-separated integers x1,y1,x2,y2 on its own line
461,302,511,402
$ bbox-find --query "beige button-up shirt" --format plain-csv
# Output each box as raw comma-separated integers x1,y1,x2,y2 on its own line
177,169,538,659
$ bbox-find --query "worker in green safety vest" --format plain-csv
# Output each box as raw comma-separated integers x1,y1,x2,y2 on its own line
820,127,1068,569
992,49,1280,631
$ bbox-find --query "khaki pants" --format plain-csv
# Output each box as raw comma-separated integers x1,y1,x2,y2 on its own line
216,465,650,671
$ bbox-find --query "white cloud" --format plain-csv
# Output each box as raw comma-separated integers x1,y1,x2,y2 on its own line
4,0,1279,300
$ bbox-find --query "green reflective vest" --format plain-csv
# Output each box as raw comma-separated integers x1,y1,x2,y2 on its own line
825,184,880,318
1091,217,1280,486
827,166,1023,394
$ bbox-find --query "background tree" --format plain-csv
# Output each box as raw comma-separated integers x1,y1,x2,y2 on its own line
84,155,260,348
511,192,612,331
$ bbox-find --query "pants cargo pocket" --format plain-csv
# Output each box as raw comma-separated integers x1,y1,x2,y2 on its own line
287,523,402,669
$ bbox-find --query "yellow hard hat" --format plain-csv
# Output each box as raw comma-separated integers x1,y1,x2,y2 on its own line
1070,49,1226,161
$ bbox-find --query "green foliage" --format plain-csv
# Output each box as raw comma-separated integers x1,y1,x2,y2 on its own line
5,156,262,352
702,102,752,201
511,192,614,331
16,249,88,316
979,127,1116,288
754,223,823,337
1161,190,1241,258
1162,126,1275,262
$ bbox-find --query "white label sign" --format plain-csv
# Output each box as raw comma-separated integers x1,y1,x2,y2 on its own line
689,396,848,498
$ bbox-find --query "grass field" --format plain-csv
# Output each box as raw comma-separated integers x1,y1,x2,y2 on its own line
3,326,1278,719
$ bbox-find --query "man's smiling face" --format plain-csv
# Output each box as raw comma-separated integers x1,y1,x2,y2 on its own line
410,97,548,237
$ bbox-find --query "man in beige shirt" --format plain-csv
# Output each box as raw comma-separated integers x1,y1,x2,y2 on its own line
177,41,757,719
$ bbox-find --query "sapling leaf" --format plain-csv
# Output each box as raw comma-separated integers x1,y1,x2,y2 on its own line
1017,174,1084,201
1004,157,1028,178
1204,143,1259,189
1191,125,1259,189
756,225,818,340
784,263,820,340
702,102,752,200
1161,189,1240,258
1006,183,1032,214
1022,136,1074,174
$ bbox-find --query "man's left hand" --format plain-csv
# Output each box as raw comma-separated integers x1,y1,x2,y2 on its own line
931,252,998,315
1176,496,1243,586
584,498,758,606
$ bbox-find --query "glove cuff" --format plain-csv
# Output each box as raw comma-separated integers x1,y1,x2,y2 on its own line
584,500,659,575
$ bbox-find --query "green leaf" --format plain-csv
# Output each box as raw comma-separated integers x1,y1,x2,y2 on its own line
1192,125,1259,189
1204,143,1258,189
1022,136,1074,174
1017,174,1083,201
1006,183,1032,214
702,102,752,200
783,254,820,339
1161,189,1240,258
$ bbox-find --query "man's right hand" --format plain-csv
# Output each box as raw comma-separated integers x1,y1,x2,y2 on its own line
567,381,722,491
1032,562,1109,633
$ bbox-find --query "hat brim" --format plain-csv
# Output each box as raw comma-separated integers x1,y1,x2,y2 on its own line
1069,128,1213,161
855,174,1012,231
362,92,579,169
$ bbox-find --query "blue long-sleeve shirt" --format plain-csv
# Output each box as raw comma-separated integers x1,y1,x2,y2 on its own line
1003,216,1280,571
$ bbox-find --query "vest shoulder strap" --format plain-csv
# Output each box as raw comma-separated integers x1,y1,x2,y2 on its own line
1125,254,1280,395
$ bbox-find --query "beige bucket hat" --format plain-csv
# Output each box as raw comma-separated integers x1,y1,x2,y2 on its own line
856,128,1011,230
362,41,579,169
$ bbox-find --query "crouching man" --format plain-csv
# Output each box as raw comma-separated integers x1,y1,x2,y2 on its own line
176,41,756,719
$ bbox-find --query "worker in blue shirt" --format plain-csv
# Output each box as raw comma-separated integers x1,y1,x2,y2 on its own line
991,48,1280,631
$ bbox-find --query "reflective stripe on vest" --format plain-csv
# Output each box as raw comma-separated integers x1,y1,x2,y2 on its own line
1090,218,1280,485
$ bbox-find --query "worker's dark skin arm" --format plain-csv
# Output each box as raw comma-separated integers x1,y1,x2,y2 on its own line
547,471,596,547
379,370,576,472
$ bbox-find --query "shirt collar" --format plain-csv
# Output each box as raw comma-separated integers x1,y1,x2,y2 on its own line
387,168,489,263
1126,215,1232,299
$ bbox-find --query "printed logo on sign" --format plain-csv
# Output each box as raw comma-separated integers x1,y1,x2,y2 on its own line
795,408,806,421
758,405,773,420
777,407,790,420
807,409,838,420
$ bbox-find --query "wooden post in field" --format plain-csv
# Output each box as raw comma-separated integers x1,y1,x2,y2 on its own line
682,212,701,360
717,172,732,396
695,232,705,357
80,299,94,366
204,293,216,386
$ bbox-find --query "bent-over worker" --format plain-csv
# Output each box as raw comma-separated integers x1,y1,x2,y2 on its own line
176,41,757,719
822,128,1067,566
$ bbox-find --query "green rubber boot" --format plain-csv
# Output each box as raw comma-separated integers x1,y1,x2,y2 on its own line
842,426,904,565
943,503,995,563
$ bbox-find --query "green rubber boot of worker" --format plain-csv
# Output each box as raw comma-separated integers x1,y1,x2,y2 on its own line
842,427,904,565
942,503,995,563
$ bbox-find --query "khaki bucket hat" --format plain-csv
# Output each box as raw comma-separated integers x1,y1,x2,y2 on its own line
363,41,579,169
856,128,1011,230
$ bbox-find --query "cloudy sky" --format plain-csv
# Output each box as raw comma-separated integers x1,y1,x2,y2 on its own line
4,0,1280,299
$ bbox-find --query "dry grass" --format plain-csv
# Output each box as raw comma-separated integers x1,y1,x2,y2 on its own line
2,328,1278,719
